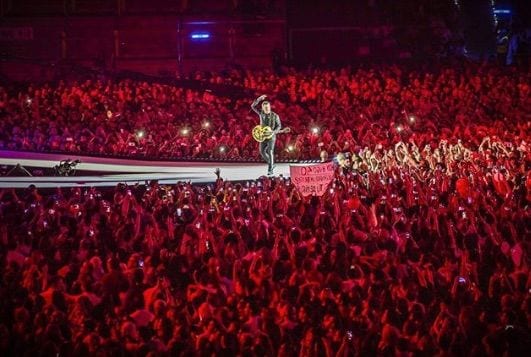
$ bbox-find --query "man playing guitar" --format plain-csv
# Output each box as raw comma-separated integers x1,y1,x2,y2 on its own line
251,95,284,176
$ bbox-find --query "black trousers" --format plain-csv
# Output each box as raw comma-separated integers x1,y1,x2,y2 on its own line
259,137,275,173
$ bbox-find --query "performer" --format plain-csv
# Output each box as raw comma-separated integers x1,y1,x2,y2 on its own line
251,95,282,176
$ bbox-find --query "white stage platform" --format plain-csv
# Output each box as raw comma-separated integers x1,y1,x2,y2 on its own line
0,150,310,188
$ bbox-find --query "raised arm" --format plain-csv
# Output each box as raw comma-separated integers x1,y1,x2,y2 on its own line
251,94,267,115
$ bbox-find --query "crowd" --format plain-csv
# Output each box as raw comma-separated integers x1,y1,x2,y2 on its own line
0,62,529,355
0,62,528,163
0,129,529,355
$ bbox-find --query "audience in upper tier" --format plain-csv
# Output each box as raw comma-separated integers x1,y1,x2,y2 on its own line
0,63,528,162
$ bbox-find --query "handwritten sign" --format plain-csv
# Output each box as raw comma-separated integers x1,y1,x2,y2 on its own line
290,162,335,197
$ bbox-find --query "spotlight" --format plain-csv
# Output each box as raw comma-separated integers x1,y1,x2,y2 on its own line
26,97,32,105
181,128,190,136
408,115,416,123
219,146,226,153
287,145,294,152
191,32,211,40
202,121,210,129
136,130,145,138
396,125,403,133
311,127,320,134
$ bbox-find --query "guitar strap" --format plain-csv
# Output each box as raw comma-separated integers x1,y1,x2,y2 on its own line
262,112,277,129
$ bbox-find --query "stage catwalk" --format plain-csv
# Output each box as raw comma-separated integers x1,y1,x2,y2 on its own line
0,150,309,188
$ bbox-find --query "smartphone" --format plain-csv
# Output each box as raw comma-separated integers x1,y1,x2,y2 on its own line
176,208,182,216
138,259,144,268
346,331,353,341
458,277,466,284
196,222,201,229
